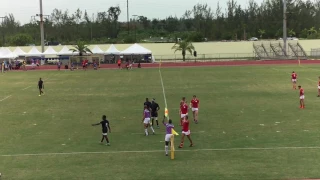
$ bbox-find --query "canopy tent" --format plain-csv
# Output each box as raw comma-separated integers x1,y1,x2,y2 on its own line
120,43,152,55
0,47,12,55
91,45,104,54
26,47,43,57
0,52,18,59
43,46,58,55
12,47,26,56
105,44,120,55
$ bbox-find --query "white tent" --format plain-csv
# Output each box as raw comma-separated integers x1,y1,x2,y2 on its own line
120,43,152,55
0,52,18,59
12,47,26,56
91,45,104,54
58,46,79,56
26,47,43,57
0,47,11,55
43,46,58,56
105,44,120,55
0,48,17,59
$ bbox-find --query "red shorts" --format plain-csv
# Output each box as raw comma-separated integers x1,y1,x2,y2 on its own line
118,64,121,66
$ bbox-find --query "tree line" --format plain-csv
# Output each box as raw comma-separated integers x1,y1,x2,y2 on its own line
1,0,320,46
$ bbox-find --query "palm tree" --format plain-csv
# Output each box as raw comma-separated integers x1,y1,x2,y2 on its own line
69,41,93,56
258,29,265,39
288,29,296,37
172,41,195,61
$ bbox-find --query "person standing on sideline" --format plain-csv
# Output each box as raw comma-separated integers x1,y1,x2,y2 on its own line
150,98,160,128
117,59,122,69
162,115,174,156
38,78,44,96
298,85,305,109
142,105,155,136
57,61,61,71
92,115,111,145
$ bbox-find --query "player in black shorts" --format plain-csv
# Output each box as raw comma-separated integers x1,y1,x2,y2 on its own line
150,98,160,128
38,78,44,96
92,115,111,145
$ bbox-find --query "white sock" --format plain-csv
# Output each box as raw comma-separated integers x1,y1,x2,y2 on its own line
165,145,168,154
145,129,148,136
150,126,155,133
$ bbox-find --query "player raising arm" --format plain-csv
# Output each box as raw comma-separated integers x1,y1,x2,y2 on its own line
298,85,305,109
92,115,111,145
190,95,200,124
179,115,194,148
142,105,155,136
291,71,297,90
179,101,188,126
38,78,44,96
162,115,174,156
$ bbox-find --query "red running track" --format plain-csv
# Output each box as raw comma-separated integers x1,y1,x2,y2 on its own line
16,60,320,70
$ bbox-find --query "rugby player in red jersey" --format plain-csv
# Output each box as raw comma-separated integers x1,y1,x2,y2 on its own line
179,101,188,126
179,115,193,148
190,95,200,124
291,71,297,89
298,85,305,108
180,97,186,107
318,77,320,97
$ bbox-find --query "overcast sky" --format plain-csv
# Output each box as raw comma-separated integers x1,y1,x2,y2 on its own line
0,0,267,24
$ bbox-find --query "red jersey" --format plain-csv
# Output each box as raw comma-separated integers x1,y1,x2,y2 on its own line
300,88,304,96
180,104,188,114
117,59,121,64
318,80,320,86
292,73,297,79
182,120,189,132
191,98,200,108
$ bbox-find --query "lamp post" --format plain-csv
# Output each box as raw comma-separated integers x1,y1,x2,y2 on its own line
283,0,287,56
127,0,129,34
132,15,138,43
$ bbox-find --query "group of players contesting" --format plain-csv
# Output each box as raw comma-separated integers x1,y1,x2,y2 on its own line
141,96,200,156
37,78,201,156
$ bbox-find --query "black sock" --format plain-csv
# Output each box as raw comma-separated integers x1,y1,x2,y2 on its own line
156,120,159,126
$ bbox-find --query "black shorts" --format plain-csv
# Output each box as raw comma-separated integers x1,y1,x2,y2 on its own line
39,87,43,90
151,111,158,117
102,129,108,134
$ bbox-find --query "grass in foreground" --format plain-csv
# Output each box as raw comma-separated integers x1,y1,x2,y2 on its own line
1,65,320,180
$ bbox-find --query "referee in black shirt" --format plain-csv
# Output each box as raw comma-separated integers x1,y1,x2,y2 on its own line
144,98,152,110
38,78,44,96
150,98,160,128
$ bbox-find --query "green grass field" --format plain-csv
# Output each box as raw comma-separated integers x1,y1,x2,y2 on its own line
1,65,320,180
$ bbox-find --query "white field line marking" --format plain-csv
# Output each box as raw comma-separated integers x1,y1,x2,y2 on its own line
2,146,320,157
131,131,205,135
22,86,31,90
134,108,179,111
158,63,169,118
306,78,317,82
0,95,12,102
271,68,318,83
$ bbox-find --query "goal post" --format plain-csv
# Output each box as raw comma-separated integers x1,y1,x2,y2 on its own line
69,55,102,69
